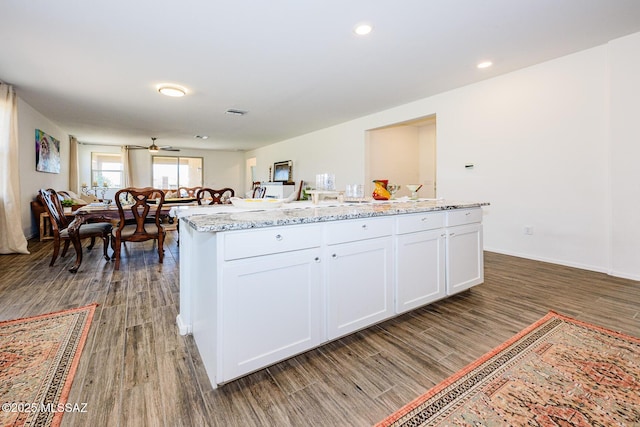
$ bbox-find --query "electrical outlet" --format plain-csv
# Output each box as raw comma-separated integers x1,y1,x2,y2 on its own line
524,226,534,235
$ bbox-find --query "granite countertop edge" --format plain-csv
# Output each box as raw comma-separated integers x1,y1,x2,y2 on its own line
180,200,490,233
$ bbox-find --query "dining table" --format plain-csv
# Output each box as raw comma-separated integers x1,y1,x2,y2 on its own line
148,197,197,205
67,203,172,273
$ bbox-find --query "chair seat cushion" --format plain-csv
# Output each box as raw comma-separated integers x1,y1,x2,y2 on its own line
60,222,112,238
113,223,162,239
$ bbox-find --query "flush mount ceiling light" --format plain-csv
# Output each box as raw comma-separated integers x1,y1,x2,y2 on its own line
194,135,209,139
354,23,373,36
157,84,186,97
477,61,493,69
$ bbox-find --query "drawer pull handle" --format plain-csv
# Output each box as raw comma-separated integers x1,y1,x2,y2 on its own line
314,257,321,263
465,212,471,216
421,217,429,222
275,234,283,241
332,253,337,258
361,224,368,229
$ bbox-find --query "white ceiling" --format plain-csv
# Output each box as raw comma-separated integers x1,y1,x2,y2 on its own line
2,0,640,151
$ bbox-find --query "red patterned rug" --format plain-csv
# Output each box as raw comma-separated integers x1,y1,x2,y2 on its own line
376,311,640,426
0,304,97,427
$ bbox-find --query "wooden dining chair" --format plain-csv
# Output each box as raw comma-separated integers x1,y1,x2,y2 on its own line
252,186,266,198
38,188,112,267
196,188,235,205
295,180,304,201
178,186,202,198
112,187,166,270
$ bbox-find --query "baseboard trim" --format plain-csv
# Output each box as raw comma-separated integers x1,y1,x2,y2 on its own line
176,314,191,336
483,248,608,275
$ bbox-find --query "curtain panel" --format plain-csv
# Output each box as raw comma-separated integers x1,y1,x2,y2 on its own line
0,83,29,254
69,135,79,194
121,145,132,187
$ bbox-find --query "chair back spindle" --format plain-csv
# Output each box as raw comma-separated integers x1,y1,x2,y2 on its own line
252,186,266,198
196,188,235,205
112,187,166,270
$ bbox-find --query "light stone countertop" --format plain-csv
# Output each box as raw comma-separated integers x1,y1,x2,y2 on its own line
173,198,490,233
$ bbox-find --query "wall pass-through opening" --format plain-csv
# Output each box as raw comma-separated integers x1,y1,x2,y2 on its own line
365,114,436,199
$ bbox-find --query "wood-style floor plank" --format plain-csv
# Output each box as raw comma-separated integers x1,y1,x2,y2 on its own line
1,236,639,426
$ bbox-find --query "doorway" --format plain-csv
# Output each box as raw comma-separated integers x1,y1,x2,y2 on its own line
365,115,436,199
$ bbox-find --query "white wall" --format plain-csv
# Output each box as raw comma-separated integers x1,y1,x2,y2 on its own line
247,33,640,278
418,122,437,198
437,48,608,272
366,126,419,198
365,122,437,199
128,148,245,192
17,98,70,239
245,123,367,192
609,32,640,279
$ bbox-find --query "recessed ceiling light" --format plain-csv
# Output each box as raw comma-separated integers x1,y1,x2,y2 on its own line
157,84,187,97
354,24,373,36
477,61,493,69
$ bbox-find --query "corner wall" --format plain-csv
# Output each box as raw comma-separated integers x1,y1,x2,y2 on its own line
17,98,70,239
609,32,640,279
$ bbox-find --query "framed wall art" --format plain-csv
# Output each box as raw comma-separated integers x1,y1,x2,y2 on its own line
273,160,292,182
35,129,60,173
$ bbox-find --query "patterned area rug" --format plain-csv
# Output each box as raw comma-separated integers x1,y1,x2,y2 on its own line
0,304,97,427
376,311,640,426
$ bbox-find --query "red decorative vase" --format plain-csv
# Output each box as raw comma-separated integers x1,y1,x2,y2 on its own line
372,180,390,200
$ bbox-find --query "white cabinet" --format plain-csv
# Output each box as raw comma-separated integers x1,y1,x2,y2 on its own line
325,218,394,340
179,205,486,388
216,224,323,383
395,212,447,314
220,248,323,382
396,229,446,313
446,209,484,295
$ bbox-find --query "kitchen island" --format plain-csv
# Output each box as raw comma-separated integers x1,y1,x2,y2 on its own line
176,199,489,388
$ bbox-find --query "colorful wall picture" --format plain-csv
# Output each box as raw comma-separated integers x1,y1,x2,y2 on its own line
35,129,60,173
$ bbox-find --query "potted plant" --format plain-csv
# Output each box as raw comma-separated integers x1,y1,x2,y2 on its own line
61,199,74,213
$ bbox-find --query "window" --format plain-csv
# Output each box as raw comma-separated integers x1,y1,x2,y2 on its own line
91,152,122,188
152,156,203,189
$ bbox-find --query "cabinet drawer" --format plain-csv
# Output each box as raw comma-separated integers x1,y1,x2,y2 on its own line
325,217,393,245
224,224,322,260
396,211,446,234
447,208,482,227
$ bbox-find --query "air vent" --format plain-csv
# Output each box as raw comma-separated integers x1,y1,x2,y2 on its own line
225,109,248,116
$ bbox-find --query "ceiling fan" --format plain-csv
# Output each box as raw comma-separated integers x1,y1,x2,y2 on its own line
128,137,180,152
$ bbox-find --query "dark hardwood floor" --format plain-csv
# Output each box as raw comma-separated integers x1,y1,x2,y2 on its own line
1,233,638,426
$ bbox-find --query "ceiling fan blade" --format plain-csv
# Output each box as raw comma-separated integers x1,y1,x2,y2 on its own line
160,146,180,151
127,145,148,149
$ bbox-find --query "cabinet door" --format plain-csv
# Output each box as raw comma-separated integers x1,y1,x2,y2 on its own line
220,248,322,382
396,229,446,313
326,237,394,340
446,223,483,295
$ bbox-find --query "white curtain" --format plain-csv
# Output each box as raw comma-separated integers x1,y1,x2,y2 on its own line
121,145,132,187
0,83,29,254
69,135,79,193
